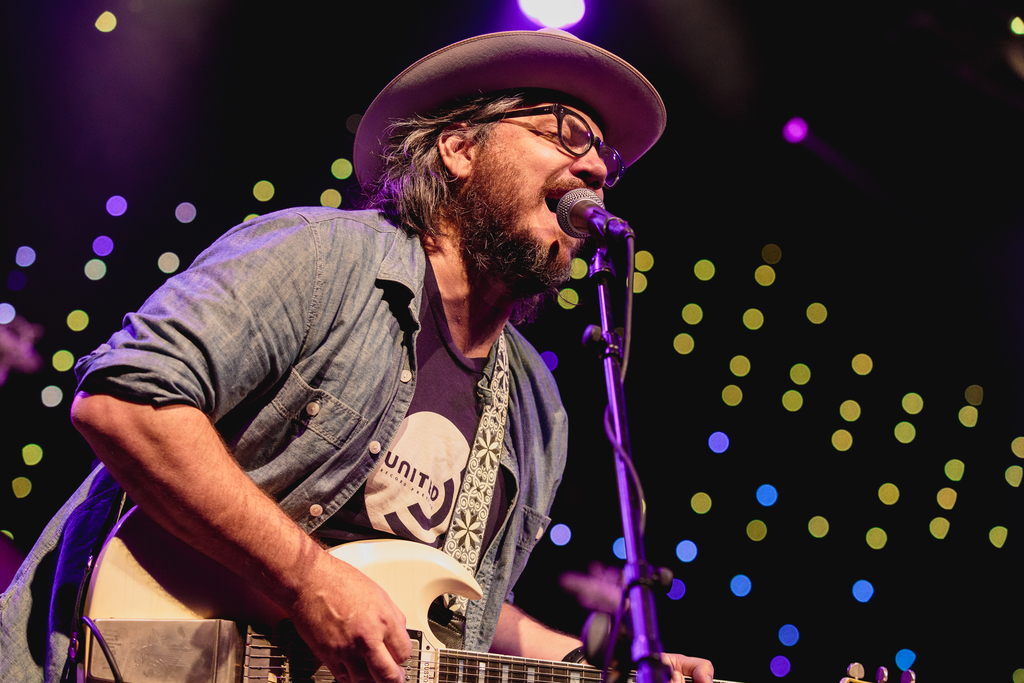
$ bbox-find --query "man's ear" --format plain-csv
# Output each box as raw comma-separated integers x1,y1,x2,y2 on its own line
438,124,477,181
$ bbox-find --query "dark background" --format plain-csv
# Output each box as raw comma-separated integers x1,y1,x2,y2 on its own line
2,1,1022,681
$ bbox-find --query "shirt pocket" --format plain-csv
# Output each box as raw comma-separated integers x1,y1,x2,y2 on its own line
505,504,551,599
232,367,365,475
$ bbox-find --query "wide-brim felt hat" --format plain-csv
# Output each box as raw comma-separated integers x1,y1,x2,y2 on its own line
354,29,666,189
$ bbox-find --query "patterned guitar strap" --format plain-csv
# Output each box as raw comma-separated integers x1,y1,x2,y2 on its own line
441,331,510,616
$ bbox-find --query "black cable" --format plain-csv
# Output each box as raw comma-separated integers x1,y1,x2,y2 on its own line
81,616,124,683
620,233,635,382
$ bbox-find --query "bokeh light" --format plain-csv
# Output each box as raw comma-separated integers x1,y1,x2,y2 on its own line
878,483,900,505
730,574,752,597
676,540,697,562
549,523,571,546
67,310,89,331
832,429,852,451
808,516,829,538
851,353,873,375
15,246,36,267
52,350,75,372
175,202,197,223
667,579,686,600
1013,437,1024,458
806,302,827,324
778,625,799,646
612,537,626,560
895,649,917,671
902,392,924,414
708,431,729,453
632,272,648,293
0,304,15,324
840,400,861,421
852,579,874,602
730,355,751,377
964,384,983,405
782,117,808,143
320,189,342,208
945,459,965,481
781,390,803,411
673,333,694,355
754,265,776,286
105,195,127,216
894,421,916,444
789,364,810,385
253,180,275,202
540,350,558,372
158,252,180,274
743,308,764,330
95,11,117,32
41,386,63,408
635,251,654,273
762,244,782,264
92,236,114,257
936,487,957,510
989,526,1008,548
570,258,588,279
756,484,778,506
958,406,978,427
691,492,712,514
866,527,888,550
694,259,715,281
518,0,585,29
331,158,354,180
1006,465,1022,487
681,303,703,324
746,520,767,541
557,288,579,309
22,444,43,466
12,477,32,499
722,385,743,406
84,259,107,281
1013,16,1024,34
770,655,791,677
930,517,950,539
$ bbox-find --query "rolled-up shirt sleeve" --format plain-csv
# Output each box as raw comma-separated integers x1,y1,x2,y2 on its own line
74,212,323,421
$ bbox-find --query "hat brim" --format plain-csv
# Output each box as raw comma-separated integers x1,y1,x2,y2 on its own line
354,30,666,189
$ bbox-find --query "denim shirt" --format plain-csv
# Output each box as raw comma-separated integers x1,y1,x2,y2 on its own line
0,207,567,681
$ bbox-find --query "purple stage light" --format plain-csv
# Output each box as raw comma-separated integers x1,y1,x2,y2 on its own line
92,236,114,257
519,0,585,29
549,523,571,546
106,195,127,216
15,247,36,267
667,578,686,600
770,655,791,677
782,118,808,144
675,540,697,563
708,431,730,453
540,350,559,371
7,272,26,291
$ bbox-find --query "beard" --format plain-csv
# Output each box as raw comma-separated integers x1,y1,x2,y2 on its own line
444,146,586,324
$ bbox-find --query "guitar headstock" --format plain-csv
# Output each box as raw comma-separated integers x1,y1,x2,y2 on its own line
840,661,916,683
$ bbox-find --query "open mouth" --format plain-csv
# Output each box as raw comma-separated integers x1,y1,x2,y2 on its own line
544,196,559,213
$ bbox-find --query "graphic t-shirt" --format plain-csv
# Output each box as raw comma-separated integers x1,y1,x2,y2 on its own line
319,260,509,552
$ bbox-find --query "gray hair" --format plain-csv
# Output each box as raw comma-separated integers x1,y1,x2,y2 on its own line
359,93,528,238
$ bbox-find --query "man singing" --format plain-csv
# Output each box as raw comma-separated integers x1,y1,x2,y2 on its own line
0,29,713,683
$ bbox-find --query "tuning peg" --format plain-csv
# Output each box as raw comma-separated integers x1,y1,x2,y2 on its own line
847,663,865,679
876,666,888,683
900,670,916,683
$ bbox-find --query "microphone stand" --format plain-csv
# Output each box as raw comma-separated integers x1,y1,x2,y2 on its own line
584,227,669,683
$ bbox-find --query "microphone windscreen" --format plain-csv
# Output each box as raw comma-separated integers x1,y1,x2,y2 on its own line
556,188,605,239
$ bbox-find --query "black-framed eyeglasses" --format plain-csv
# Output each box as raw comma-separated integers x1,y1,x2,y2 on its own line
476,104,625,188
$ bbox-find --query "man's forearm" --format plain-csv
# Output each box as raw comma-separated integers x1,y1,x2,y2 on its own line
490,602,583,662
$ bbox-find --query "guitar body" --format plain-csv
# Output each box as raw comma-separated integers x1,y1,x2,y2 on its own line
81,506,482,681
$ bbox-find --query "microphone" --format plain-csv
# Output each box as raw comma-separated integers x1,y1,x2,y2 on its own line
556,188,634,241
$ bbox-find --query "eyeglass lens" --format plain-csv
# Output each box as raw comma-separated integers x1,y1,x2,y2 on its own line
559,110,622,186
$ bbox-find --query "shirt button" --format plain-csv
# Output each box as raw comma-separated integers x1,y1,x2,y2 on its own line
305,401,320,417
369,441,381,454
400,369,412,383
309,504,323,517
